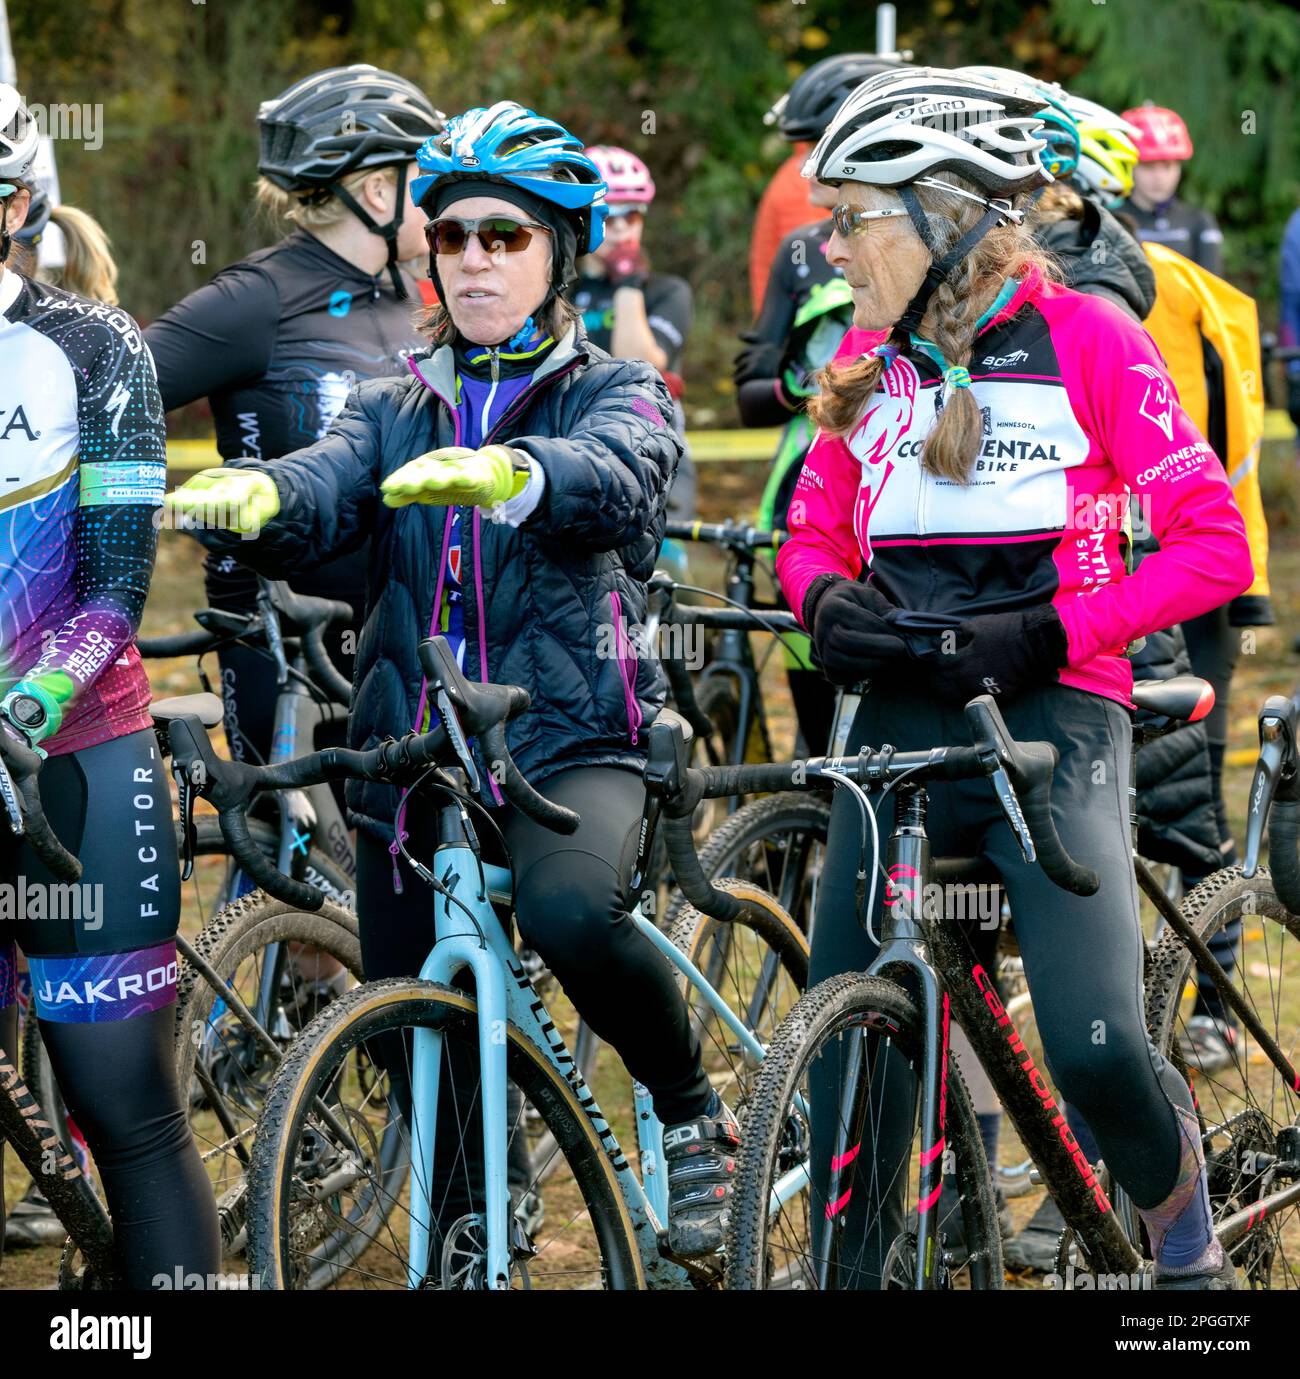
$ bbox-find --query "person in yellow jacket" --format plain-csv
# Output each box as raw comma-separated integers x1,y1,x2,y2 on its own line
1140,242,1271,1072
1142,242,1271,628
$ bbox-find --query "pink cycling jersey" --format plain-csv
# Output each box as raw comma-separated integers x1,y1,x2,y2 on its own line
775,267,1253,705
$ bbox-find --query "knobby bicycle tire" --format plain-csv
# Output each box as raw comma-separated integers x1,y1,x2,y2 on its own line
1144,866,1300,1289
246,978,644,1291
172,892,365,1267
726,971,1002,1291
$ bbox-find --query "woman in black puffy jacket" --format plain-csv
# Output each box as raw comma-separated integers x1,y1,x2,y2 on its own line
168,101,739,1263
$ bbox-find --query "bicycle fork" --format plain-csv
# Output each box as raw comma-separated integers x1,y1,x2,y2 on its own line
822,783,951,1289
407,845,514,1290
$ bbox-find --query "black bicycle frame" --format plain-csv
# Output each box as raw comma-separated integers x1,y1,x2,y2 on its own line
827,780,1141,1289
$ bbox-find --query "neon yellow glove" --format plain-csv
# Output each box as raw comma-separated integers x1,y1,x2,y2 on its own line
381,445,530,510
161,469,280,534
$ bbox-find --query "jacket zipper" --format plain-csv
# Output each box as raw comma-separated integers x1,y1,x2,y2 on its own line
389,349,589,887
608,590,642,746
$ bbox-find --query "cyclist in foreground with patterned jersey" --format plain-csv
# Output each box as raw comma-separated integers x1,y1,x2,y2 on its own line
164,100,739,1261
0,85,220,1286
147,65,444,770
775,68,1252,1289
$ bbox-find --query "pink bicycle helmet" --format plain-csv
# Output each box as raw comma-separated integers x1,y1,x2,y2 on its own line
586,145,656,211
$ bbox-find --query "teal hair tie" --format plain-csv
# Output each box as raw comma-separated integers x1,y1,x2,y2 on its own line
944,366,971,390
869,342,901,371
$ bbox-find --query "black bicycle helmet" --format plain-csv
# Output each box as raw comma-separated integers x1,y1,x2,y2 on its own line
258,64,444,189
14,178,52,249
258,64,446,299
767,53,906,142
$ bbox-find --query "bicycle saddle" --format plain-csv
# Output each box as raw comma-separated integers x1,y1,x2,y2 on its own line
1130,675,1214,725
151,692,224,728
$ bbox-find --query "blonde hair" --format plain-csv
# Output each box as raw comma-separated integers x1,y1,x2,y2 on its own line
255,164,399,233
1026,180,1086,229
809,175,1058,484
46,205,120,304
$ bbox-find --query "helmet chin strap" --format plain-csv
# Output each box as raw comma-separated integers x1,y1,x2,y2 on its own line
892,183,1017,338
332,163,412,301
0,192,14,263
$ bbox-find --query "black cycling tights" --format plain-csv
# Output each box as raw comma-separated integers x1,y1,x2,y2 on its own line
0,730,219,1288
808,685,1194,1288
357,763,711,1124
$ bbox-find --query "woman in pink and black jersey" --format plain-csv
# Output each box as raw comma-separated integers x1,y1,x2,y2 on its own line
777,68,1251,1290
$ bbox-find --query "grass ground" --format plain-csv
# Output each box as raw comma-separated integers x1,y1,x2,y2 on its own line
3,438,1299,1290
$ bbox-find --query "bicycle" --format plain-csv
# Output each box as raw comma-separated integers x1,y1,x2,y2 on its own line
160,635,805,1288
720,684,1299,1289
138,576,357,913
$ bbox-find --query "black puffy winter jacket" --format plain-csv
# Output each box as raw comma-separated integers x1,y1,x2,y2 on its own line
192,323,683,840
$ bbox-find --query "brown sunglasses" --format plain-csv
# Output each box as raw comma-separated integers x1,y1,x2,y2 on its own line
424,216,552,256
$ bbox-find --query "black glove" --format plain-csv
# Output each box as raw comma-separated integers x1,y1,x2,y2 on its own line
734,336,784,387
809,577,909,687
1287,372,1300,431
926,605,1069,704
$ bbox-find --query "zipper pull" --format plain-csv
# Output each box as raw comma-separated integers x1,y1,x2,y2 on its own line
489,348,500,384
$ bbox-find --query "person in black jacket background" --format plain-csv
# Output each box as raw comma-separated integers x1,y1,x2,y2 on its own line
147,65,443,768
166,101,740,1262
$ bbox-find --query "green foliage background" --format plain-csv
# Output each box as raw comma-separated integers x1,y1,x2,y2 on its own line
12,0,1300,421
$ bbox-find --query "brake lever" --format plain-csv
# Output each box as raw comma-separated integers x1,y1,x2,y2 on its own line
0,756,25,840
988,764,1036,866
256,583,290,687
1242,695,1299,876
172,757,198,881
435,687,481,795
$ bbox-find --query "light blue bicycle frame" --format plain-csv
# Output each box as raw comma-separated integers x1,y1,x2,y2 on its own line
400,835,807,1289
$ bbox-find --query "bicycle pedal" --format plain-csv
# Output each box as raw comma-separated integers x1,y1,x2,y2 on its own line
656,1232,724,1286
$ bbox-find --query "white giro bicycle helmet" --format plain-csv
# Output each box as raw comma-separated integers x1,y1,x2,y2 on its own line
0,84,39,183
803,69,1050,335
803,66,1050,199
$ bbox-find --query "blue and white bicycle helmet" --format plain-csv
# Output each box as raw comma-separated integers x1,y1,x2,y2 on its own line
411,101,609,255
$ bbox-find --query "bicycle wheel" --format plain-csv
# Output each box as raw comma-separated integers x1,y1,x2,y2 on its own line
173,891,367,1265
180,815,354,918
667,880,808,1120
726,972,1002,1291
661,792,831,940
247,978,643,1290
1144,866,1300,1288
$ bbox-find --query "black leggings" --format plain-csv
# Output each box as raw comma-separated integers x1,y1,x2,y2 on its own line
356,764,711,1124
0,730,219,1288
1181,605,1242,1020
808,685,1192,1286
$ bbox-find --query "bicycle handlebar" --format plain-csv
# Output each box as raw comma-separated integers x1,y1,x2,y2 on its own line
0,730,83,882
665,520,786,553
652,694,1098,924
167,636,578,911
1241,690,1300,912
668,604,800,634
137,627,226,658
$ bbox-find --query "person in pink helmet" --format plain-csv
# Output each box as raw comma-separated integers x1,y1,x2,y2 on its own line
575,145,695,521
1122,103,1223,276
